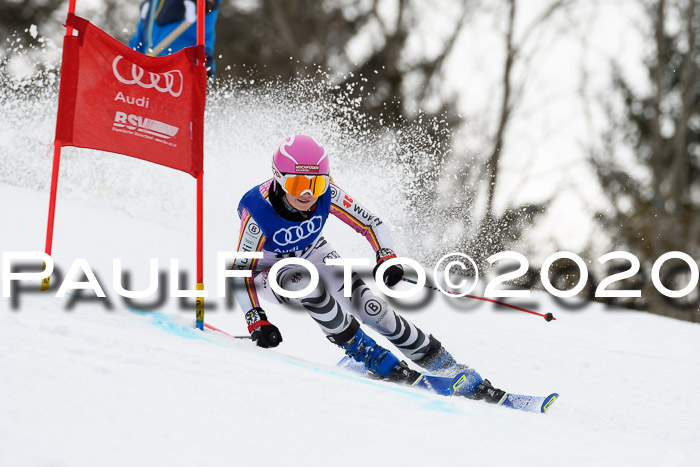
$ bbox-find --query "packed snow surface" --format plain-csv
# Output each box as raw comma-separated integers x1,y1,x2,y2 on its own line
2,180,700,467
1,64,699,467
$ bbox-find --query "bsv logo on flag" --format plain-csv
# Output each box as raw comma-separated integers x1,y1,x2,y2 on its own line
112,56,183,98
113,111,179,140
273,216,323,246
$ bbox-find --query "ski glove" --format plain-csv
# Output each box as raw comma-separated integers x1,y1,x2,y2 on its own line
373,248,404,287
246,307,283,348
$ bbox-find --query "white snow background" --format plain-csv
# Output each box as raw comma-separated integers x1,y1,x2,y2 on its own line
1,55,700,467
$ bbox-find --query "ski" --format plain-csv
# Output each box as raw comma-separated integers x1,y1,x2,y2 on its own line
500,392,559,413
338,357,559,414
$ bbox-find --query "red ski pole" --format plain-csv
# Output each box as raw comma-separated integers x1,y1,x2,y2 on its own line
400,277,555,322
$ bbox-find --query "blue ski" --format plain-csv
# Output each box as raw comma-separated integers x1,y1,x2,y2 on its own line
337,357,558,414
501,392,559,413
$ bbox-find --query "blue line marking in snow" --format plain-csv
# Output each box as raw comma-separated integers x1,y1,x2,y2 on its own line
126,307,464,415
151,314,210,340
128,307,212,341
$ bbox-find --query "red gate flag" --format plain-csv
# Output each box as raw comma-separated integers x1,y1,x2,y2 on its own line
55,14,206,177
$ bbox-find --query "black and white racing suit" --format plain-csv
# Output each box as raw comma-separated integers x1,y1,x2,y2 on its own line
233,180,432,361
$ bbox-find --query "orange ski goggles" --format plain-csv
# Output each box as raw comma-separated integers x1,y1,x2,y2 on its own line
279,173,330,197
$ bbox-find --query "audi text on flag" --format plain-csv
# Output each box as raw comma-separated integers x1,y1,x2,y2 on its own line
55,15,206,177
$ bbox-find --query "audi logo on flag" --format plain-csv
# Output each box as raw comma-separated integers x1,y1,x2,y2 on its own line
273,216,323,246
112,56,183,98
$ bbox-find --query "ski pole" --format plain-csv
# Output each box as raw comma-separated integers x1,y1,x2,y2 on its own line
400,277,555,322
203,322,252,339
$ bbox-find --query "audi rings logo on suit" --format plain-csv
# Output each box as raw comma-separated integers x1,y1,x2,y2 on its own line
272,216,324,247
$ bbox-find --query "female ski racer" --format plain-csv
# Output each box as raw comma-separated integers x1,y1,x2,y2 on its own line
232,134,505,403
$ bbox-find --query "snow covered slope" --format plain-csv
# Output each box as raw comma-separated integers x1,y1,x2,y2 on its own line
1,70,700,466
2,182,700,467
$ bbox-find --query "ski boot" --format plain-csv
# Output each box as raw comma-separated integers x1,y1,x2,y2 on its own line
414,335,473,377
328,318,421,384
414,335,506,400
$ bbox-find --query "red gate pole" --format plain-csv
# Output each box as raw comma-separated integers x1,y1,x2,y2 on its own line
195,172,204,330
42,141,62,291
66,0,77,33
195,0,206,330
42,0,77,291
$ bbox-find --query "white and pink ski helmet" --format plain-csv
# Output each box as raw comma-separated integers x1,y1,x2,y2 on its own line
272,135,330,196
272,134,329,175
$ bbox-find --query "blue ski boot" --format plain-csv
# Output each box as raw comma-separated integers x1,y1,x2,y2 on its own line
328,318,421,384
414,335,505,402
414,335,472,376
